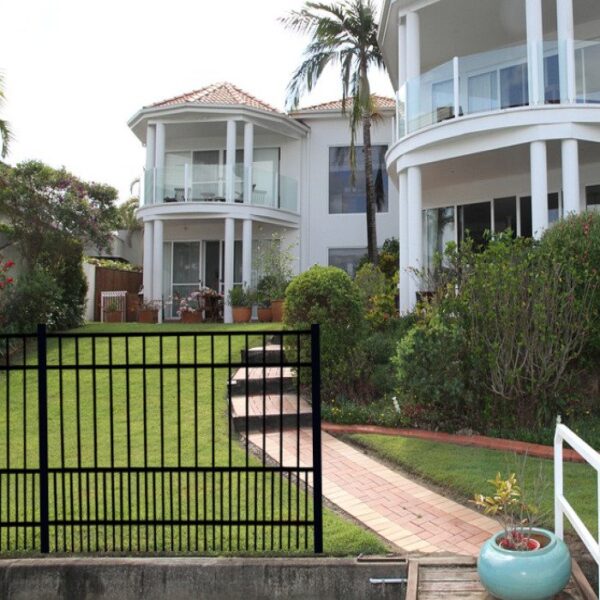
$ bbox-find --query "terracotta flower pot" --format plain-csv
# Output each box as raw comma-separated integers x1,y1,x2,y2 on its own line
270,299,284,322
232,306,251,323
105,310,122,323
258,307,272,322
137,309,158,324
180,311,203,324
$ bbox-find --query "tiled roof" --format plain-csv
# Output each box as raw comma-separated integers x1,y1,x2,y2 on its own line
291,95,396,113
149,82,283,114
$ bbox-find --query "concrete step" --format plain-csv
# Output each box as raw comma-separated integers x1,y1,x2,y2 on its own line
229,366,295,396
240,345,285,365
230,392,312,433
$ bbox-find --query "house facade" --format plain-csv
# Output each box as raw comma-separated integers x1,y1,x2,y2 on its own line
378,0,600,311
129,83,396,322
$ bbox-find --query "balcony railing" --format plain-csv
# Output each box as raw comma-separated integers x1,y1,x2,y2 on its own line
396,39,600,139
142,165,299,213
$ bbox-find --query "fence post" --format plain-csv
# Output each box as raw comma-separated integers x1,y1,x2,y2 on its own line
310,324,323,553
37,324,50,553
554,417,564,540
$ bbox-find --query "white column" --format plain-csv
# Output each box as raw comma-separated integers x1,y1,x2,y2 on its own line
243,122,254,203
530,141,549,238
242,219,253,288
145,125,156,204
398,171,409,313
225,120,236,203
557,0,576,103
407,166,422,310
562,139,580,216
397,16,407,85
405,12,420,79
155,122,166,203
152,219,164,323
143,220,154,302
223,217,235,324
526,0,544,105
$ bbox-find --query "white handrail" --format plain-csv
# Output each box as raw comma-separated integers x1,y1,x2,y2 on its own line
554,419,600,595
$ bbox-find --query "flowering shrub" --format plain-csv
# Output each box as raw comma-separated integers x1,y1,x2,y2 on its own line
0,256,14,290
177,287,221,315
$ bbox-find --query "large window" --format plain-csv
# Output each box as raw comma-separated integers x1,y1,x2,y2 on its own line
329,146,388,214
586,185,600,212
423,207,455,272
328,248,366,277
459,201,491,247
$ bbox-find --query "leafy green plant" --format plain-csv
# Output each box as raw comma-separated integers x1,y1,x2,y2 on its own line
228,285,252,308
254,233,295,301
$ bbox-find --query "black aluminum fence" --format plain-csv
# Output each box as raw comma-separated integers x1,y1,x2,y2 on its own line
0,325,322,554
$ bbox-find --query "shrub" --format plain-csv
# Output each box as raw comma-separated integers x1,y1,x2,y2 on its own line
284,265,364,402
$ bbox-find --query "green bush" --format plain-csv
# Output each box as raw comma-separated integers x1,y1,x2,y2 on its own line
284,265,365,402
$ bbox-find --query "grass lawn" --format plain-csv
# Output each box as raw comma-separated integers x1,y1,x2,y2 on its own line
0,322,385,555
346,434,598,538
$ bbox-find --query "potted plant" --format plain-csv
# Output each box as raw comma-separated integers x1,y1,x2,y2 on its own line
228,286,252,323
178,290,204,323
137,300,159,324
473,472,571,600
104,299,122,323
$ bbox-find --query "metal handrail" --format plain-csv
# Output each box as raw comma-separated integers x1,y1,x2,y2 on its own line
554,418,600,594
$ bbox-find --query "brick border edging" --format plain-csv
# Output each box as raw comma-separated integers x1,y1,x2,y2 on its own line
321,422,584,463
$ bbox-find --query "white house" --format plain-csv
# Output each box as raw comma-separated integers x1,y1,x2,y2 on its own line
128,82,396,322
378,0,600,311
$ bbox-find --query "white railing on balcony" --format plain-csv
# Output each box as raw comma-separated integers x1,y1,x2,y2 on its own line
142,164,298,212
554,419,600,595
396,39,600,139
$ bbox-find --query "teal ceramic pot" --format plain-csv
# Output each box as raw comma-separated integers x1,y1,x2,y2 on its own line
477,528,571,600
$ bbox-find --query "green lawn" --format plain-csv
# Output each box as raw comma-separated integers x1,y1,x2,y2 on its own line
346,434,598,538
0,322,385,555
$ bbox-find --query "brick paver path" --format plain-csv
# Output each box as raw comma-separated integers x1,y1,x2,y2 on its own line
248,427,499,555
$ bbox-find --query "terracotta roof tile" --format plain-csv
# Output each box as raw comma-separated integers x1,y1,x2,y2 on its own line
291,95,395,113
149,82,283,114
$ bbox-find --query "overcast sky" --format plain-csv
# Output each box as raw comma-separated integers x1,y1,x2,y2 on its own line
1,0,393,201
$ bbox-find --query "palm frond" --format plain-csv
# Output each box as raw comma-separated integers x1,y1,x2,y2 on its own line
0,120,11,159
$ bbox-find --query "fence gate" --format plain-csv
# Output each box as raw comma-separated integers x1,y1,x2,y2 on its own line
0,326,322,553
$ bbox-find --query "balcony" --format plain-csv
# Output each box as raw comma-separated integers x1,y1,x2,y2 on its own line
142,165,299,213
396,39,600,139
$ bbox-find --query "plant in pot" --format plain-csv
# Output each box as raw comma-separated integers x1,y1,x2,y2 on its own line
137,299,160,324
256,277,272,322
228,285,252,323
177,290,204,324
473,472,571,600
104,299,122,323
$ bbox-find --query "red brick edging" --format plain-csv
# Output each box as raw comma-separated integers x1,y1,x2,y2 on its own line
321,422,585,463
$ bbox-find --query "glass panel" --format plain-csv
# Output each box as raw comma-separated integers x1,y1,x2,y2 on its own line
173,242,200,284
144,169,154,205
548,192,560,224
519,196,532,238
406,59,454,132
544,51,560,104
224,149,245,201
576,41,600,103
252,148,279,207
586,185,600,213
467,72,498,113
423,207,455,272
204,241,221,292
328,145,388,214
459,201,491,248
500,63,528,109
493,196,517,236
193,150,221,200
328,248,366,278
279,174,298,212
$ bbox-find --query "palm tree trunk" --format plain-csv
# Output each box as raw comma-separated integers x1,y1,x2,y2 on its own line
362,113,378,264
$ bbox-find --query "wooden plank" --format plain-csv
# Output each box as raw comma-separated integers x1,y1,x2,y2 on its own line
406,559,419,600
419,592,489,599
571,559,598,600
420,568,480,582
420,580,486,592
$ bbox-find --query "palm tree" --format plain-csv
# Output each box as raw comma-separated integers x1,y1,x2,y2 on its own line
0,71,11,159
281,0,385,264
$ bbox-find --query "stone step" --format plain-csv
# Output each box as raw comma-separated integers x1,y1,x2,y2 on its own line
240,345,285,365
230,393,312,433
229,366,295,396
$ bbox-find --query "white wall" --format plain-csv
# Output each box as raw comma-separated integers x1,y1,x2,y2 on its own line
300,114,398,270
83,261,96,321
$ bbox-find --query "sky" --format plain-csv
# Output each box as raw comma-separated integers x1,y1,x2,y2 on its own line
1,0,394,201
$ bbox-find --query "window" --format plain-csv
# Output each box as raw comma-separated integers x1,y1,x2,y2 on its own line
586,185,600,212
519,193,560,228
459,201,491,247
544,54,560,104
328,248,366,277
423,207,455,272
329,146,388,214
548,192,561,224
500,63,529,109
432,79,454,121
493,196,517,236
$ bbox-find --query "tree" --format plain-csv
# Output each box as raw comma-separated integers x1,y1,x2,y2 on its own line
117,196,142,247
0,160,119,268
281,0,385,264
0,71,11,159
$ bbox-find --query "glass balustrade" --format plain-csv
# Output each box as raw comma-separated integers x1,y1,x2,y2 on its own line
395,39,600,139
142,164,298,213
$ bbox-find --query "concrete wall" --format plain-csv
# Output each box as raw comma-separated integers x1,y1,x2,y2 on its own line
0,557,407,600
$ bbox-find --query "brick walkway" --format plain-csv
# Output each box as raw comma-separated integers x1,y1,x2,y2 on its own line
248,427,499,555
